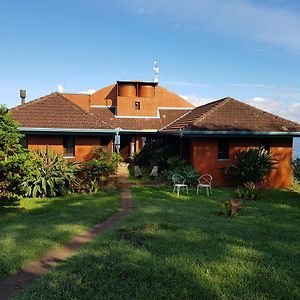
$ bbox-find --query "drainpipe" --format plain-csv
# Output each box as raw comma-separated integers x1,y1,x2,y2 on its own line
179,128,183,158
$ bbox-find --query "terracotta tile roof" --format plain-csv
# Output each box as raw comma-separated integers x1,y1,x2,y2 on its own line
162,97,300,133
10,93,111,129
90,107,191,130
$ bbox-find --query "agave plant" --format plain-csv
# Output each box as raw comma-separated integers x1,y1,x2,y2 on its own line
22,148,78,198
293,158,300,182
225,147,278,186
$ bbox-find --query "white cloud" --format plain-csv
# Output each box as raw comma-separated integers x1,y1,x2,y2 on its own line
246,96,284,115
180,94,213,106
287,102,300,121
247,96,300,123
123,0,300,54
80,89,96,95
183,93,300,123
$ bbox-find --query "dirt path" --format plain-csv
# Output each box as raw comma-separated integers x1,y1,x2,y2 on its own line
0,163,133,300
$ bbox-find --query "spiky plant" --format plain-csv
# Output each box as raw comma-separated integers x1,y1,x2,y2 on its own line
22,148,78,198
225,147,278,186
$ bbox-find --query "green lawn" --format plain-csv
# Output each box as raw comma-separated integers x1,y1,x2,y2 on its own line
0,190,120,280
13,187,300,299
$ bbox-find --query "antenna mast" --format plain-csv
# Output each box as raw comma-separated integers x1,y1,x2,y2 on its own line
153,61,159,83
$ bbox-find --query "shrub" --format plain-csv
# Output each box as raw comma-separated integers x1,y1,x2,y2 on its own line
134,138,179,169
0,105,30,206
73,146,123,194
225,147,277,186
236,182,262,201
0,192,21,207
218,199,243,218
22,148,78,198
160,156,199,185
167,156,186,171
293,158,300,182
90,146,122,174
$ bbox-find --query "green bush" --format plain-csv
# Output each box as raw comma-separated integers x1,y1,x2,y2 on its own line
160,156,199,185
134,138,178,169
166,156,187,171
225,147,277,186
0,105,30,206
293,158,300,182
22,148,78,198
236,182,262,201
73,146,123,194
218,199,243,218
91,146,123,173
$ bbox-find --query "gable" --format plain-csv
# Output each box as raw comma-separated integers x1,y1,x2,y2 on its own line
10,93,110,129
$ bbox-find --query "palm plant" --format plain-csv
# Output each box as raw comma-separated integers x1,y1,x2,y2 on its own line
22,148,78,197
225,147,278,186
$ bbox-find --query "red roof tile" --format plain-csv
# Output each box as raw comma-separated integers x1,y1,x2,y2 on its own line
10,93,111,129
90,107,191,130
162,97,300,132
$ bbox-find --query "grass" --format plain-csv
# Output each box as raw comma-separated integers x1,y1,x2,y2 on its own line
12,186,300,299
0,189,120,280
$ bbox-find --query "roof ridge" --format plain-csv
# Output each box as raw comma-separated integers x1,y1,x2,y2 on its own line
58,93,112,128
191,98,230,127
10,92,58,111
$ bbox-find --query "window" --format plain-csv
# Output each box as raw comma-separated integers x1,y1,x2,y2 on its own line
63,137,75,157
135,101,141,110
218,140,229,160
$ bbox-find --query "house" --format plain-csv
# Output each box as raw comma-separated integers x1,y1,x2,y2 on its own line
161,97,300,188
10,81,300,188
10,81,194,161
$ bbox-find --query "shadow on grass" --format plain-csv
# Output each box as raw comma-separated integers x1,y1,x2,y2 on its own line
0,189,120,280
13,186,300,299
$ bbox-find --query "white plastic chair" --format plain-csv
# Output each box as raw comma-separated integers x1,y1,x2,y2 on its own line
172,174,188,196
197,174,213,196
134,165,142,178
150,166,158,178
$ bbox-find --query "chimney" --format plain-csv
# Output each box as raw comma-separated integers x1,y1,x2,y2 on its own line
20,89,26,105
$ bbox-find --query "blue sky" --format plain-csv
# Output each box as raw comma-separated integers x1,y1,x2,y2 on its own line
1,0,300,126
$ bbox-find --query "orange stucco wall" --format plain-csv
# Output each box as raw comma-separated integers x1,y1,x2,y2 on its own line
75,136,101,161
190,137,293,189
28,136,64,154
27,135,101,162
65,83,194,117
27,134,145,162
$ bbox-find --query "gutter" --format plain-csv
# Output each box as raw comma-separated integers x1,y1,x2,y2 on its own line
19,127,158,135
19,127,116,135
160,130,300,137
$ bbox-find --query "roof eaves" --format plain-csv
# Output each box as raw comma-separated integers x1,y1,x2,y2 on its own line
19,127,116,134
161,130,300,137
